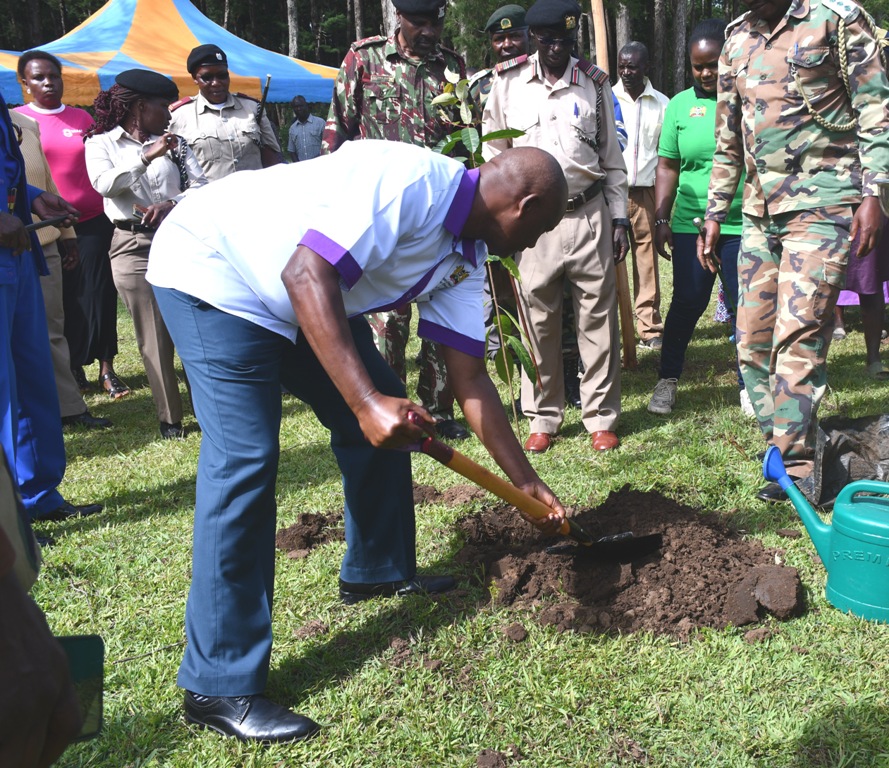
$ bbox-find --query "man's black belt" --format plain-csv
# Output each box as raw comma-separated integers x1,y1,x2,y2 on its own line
566,179,604,212
114,220,153,234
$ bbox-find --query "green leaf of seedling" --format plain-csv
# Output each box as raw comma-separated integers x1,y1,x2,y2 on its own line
460,101,473,126
498,255,521,281
505,334,535,380
444,67,461,84
492,346,516,385
431,92,458,106
481,128,525,142
460,127,481,154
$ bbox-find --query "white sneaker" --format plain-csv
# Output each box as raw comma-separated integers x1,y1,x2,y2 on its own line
739,388,756,418
647,378,678,415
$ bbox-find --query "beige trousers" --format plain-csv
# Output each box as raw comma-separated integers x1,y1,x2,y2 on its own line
109,230,182,424
628,186,663,341
517,193,621,435
39,242,88,419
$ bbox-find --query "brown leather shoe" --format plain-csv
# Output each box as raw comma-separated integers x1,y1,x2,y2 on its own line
591,430,619,451
523,432,553,453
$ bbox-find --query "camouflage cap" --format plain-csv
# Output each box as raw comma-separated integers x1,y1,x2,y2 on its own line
525,0,581,31
393,0,447,19
485,4,528,34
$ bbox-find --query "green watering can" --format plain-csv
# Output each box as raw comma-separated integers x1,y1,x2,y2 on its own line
763,446,889,623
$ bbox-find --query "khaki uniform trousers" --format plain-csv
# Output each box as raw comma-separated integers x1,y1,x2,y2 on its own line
109,230,182,424
517,193,621,435
39,242,88,419
627,186,663,341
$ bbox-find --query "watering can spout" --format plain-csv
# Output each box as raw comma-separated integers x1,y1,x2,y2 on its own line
762,446,832,563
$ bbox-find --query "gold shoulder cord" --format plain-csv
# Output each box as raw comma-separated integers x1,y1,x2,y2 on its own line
793,11,887,133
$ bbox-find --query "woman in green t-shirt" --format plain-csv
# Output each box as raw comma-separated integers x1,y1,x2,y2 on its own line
647,18,746,417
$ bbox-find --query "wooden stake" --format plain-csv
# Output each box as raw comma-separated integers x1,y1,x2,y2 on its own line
590,0,638,370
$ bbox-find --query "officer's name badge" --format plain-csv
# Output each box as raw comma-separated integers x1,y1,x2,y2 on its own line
500,18,513,29
689,105,707,118
565,15,577,29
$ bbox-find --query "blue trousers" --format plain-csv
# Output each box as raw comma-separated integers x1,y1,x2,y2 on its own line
154,287,417,696
0,252,65,517
659,233,743,388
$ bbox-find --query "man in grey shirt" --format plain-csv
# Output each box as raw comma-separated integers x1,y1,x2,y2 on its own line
287,96,325,162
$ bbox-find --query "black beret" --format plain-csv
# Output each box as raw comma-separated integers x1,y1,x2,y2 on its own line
393,0,446,19
115,69,179,101
187,44,227,74
485,4,527,33
525,0,581,31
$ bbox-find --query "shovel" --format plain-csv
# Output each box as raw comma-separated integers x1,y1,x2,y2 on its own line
407,413,662,560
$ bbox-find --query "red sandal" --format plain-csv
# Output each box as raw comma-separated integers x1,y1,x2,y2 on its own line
99,372,130,399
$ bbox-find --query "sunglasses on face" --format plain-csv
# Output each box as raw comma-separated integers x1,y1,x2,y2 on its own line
534,34,576,48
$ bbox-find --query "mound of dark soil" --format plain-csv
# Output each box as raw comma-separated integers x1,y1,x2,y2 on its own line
275,484,805,638
454,486,804,638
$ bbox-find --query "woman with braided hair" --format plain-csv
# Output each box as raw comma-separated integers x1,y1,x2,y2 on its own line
85,69,207,439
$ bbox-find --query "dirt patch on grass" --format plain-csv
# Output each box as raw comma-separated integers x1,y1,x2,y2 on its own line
276,485,805,639
454,486,804,638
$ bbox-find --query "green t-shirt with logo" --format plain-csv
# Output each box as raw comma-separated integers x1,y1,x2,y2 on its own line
658,87,743,235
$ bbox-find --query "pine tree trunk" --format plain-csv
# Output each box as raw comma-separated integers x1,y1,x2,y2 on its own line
223,0,231,30
615,2,630,58
673,0,688,93
355,0,365,39
381,0,396,38
25,0,40,47
287,0,299,57
652,0,666,92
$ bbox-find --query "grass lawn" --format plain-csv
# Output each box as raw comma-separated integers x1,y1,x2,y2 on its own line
38,268,889,768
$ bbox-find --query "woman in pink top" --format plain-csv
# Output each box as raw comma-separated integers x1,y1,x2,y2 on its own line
16,50,129,399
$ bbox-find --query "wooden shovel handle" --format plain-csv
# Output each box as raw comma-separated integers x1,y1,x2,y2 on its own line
417,436,572,537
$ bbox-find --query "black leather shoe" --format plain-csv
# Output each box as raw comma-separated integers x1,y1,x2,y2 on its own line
184,692,320,743
160,421,184,439
339,574,457,605
435,419,469,441
35,534,55,547
756,482,789,503
33,501,103,522
62,410,112,429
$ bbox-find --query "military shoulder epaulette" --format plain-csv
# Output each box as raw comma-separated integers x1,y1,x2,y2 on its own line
574,58,609,85
495,54,529,73
725,11,751,35
234,92,259,103
820,0,861,23
169,96,193,112
352,35,388,51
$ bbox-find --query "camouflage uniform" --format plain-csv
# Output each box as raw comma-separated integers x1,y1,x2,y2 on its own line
323,36,465,419
706,0,889,477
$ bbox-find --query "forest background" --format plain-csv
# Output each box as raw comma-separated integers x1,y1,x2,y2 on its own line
5,0,889,105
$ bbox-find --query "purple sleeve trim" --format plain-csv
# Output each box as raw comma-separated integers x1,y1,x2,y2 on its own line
417,319,485,358
443,167,480,237
299,229,362,289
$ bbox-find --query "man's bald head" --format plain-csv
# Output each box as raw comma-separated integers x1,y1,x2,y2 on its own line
468,147,567,255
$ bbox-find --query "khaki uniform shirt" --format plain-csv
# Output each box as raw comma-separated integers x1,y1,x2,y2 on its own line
706,0,889,221
482,53,628,217
169,92,281,182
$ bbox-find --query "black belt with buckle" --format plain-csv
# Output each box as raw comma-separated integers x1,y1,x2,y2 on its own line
114,220,154,234
566,179,604,212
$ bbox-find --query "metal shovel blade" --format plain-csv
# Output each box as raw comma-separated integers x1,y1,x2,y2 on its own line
546,531,664,561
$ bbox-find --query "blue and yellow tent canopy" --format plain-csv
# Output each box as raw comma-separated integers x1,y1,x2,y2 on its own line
1,0,336,106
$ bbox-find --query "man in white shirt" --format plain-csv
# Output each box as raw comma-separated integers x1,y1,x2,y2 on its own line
147,140,569,744
613,41,669,349
286,96,325,161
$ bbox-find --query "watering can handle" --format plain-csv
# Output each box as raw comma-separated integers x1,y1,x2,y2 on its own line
836,480,889,507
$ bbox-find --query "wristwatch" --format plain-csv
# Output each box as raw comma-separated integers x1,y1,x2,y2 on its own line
612,218,630,229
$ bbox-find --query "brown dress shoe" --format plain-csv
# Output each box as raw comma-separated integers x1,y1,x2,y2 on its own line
523,433,553,453
591,430,619,451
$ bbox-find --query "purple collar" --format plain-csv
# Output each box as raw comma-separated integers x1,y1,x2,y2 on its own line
443,167,480,267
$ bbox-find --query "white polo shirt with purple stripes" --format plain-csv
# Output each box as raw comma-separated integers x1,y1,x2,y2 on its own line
147,140,488,358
